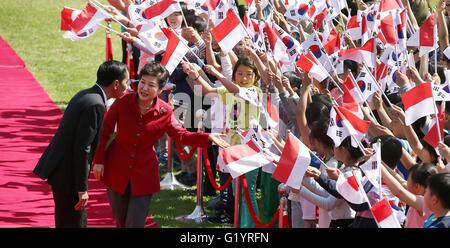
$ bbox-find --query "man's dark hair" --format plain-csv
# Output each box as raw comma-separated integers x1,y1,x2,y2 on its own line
96,60,128,87
139,62,169,88
409,163,437,187
427,173,450,209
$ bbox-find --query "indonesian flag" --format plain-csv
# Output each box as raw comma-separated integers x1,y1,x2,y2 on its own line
141,0,181,21
272,132,311,190
62,3,109,41
376,62,389,90
264,23,290,63
378,0,401,20
401,82,435,126
371,198,402,228
296,53,328,82
397,10,407,51
347,16,362,41
160,28,190,74
323,28,341,55
264,94,280,129
360,141,381,190
407,14,436,57
355,66,378,102
219,139,272,178
211,9,247,54
60,7,81,31
342,77,363,118
381,15,398,46
360,14,370,44
327,106,370,147
424,104,445,148
137,21,168,54
339,38,376,68
336,171,367,204
344,74,365,105
301,32,333,72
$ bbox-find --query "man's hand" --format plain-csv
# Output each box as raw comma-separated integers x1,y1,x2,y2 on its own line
93,164,104,180
74,191,89,211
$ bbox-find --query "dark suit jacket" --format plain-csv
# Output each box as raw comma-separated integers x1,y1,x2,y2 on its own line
34,85,106,192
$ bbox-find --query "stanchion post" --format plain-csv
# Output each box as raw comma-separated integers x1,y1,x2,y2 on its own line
160,136,189,190
234,176,240,228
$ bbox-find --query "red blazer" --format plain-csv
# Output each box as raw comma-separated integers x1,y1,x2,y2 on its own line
93,93,210,196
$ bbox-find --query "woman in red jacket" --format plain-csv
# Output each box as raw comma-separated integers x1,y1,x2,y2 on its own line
92,62,229,228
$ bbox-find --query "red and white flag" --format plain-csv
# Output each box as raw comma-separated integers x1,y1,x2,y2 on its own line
424,104,445,148
380,15,398,46
343,74,365,105
218,139,272,178
62,3,109,41
272,132,311,190
407,14,436,56
378,0,401,20
264,23,290,63
327,106,370,147
371,198,402,228
347,16,362,41
211,9,247,54
301,32,333,72
160,28,190,74
296,53,328,82
339,38,376,68
141,0,181,21
360,14,370,44
336,171,367,204
323,28,341,55
60,7,81,31
401,82,435,125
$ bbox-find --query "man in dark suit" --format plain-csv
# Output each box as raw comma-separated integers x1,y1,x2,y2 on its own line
34,61,129,228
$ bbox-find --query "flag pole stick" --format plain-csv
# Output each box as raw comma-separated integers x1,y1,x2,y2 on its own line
434,22,438,75
377,139,382,199
99,23,122,35
431,87,442,144
363,63,394,108
90,0,129,30
177,1,189,28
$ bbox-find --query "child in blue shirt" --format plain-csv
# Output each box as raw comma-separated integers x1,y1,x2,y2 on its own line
423,173,450,228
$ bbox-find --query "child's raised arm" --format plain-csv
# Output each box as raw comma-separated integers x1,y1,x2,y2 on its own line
203,65,239,94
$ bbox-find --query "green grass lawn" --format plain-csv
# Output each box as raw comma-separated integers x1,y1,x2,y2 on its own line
0,0,229,228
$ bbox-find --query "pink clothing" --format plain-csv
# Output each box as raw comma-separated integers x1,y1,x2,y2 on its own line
404,196,432,228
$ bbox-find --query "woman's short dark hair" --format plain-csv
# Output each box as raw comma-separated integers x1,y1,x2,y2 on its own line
139,62,169,88
96,60,128,87
232,57,260,84
409,163,437,187
306,101,330,126
310,120,335,149
427,173,450,209
339,136,366,162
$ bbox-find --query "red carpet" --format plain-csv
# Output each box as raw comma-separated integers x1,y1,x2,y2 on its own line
0,36,158,228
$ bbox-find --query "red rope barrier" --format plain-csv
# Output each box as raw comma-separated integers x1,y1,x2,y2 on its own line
174,142,197,161
202,148,232,191
241,175,279,228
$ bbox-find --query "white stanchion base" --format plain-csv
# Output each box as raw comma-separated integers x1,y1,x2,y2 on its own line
160,172,189,190
176,205,208,223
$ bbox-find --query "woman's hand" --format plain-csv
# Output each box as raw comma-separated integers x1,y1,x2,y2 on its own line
389,104,406,125
181,61,200,80
93,164,104,180
118,32,137,43
203,64,220,78
305,166,321,180
208,133,230,148
325,167,340,181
